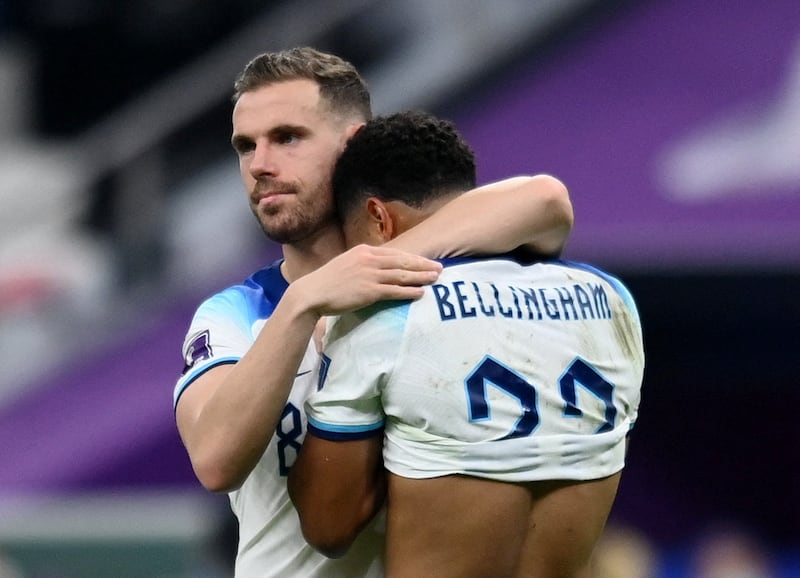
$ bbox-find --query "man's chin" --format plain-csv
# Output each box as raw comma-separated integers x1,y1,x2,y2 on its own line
255,211,334,245
255,212,294,242
260,222,308,245
262,228,297,244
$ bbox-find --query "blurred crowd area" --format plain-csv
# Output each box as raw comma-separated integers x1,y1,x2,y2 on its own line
1,1,799,576
0,0,274,399
0,521,796,578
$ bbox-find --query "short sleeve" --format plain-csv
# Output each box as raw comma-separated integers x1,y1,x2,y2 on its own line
305,301,410,440
173,288,259,408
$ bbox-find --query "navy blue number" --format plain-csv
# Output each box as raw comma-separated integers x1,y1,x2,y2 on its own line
276,402,303,476
465,356,615,437
465,356,539,439
559,358,616,433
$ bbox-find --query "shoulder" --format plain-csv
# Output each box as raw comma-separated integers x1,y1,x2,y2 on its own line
326,299,412,347
433,256,641,320
551,260,639,315
194,259,288,324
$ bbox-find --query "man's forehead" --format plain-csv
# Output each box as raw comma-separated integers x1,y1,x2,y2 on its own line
233,79,324,126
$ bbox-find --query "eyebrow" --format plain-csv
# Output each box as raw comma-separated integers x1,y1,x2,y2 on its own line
231,124,310,150
270,124,310,137
230,134,252,151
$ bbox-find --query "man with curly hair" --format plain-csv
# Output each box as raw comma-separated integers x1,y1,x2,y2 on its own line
290,111,645,578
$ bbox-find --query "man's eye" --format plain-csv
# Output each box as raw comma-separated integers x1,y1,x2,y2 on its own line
278,133,299,145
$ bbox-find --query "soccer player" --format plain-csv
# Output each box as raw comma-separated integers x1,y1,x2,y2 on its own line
173,48,574,578
289,111,645,578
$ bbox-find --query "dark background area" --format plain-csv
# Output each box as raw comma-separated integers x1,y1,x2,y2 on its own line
618,272,799,548
4,0,267,135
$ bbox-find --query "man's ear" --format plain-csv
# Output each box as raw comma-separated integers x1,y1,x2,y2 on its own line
365,197,395,243
343,122,365,144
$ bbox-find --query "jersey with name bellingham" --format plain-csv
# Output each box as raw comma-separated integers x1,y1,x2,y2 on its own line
174,260,384,578
307,257,644,482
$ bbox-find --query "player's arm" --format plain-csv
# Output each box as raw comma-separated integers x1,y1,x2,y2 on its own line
388,174,573,258
288,432,385,558
289,307,394,556
176,246,440,493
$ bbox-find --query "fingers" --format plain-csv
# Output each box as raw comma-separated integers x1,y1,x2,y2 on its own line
373,284,428,302
347,244,441,289
298,244,443,316
346,244,443,276
375,266,440,287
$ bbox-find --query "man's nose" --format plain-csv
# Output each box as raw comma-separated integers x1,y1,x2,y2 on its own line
249,142,276,177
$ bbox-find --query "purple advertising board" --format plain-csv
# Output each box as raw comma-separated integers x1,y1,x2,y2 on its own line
457,0,800,271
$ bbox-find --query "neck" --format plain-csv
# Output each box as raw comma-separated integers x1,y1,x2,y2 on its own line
386,194,461,238
280,222,346,282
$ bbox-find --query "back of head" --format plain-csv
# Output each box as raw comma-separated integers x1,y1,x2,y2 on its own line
232,46,371,122
333,110,477,223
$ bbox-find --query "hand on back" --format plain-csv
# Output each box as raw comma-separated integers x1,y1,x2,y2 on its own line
293,244,442,316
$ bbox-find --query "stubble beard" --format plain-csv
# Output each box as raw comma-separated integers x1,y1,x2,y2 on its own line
251,180,334,245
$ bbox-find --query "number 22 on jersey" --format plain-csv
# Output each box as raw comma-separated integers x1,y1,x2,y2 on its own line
465,356,616,439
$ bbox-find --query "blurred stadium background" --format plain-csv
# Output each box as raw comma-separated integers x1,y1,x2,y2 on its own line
0,0,798,576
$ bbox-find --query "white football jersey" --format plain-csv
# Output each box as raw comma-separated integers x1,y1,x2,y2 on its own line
307,257,645,482
175,260,384,578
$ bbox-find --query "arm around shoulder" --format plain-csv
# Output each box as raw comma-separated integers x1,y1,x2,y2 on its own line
389,174,574,258
175,249,441,493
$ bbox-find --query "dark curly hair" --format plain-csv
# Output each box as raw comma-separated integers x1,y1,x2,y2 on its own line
333,111,476,223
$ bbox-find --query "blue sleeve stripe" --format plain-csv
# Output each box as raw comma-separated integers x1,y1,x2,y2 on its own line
306,416,384,441
173,357,239,411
